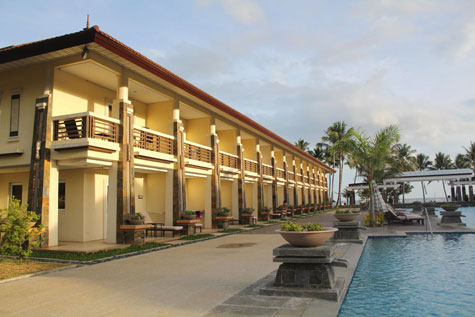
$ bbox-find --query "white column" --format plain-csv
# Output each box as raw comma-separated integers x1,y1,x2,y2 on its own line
252,182,258,214
165,170,174,226
48,160,59,247
106,162,118,244
232,179,239,219
205,175,212,229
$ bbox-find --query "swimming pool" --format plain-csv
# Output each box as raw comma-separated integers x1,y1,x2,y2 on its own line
339,207,475,317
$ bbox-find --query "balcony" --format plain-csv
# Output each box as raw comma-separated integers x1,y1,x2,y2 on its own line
262,164,273,177
184,141,212,164
244,159,258,174
288,171,295,181
134,127,173,155
219,151,239,169
296,174,303,183
276,168,285,179
52,112,120,154
53,112,119,143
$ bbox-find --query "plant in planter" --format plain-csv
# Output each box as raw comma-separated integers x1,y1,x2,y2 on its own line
183,211,197,220
261,206,271,213
128,213,145,225
276,205,285,213
277,220,337,247
441,203,460,212
242,207,254,215
217,207,231,217
334,209,360,222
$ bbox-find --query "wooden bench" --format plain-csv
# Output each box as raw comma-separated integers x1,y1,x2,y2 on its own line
146,223,184,237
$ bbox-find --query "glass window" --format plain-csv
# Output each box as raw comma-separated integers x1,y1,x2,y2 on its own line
10,183,22,204
58,181,66,210
10,94,20,137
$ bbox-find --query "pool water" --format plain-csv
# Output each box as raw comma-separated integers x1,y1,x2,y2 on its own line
339,207,475,317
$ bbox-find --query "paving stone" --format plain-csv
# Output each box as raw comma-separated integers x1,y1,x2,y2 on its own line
204,305,279,316
223,295,290,307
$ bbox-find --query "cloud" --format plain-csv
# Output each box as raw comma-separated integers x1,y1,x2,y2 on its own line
194,0,265,25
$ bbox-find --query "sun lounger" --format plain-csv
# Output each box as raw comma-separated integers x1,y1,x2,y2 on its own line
385,205,424,225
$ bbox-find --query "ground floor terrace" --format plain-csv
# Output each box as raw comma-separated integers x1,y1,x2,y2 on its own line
1,209,473,316
0,167,329,247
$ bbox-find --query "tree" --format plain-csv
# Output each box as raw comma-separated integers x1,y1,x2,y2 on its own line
393,144,416,171
433,152,455,201
348,125,400,226
294,139,310,151
462,141,475,169
321,121,354,206
455,153,470,169
415,153,433,203
0,198,44,262
308,143,326,161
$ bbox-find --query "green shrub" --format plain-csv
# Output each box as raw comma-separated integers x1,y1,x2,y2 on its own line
0,198,44,262
335,209,360,214
280,221,325,232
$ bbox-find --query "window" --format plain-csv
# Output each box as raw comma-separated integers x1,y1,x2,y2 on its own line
10,94,20,137
10,183,22,204
58,181,66,210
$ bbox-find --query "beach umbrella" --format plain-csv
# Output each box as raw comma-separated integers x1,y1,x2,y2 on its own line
370,181,388,213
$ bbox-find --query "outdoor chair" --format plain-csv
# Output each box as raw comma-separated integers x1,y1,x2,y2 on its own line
385,204,424,225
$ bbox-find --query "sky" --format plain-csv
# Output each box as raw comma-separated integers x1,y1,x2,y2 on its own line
1,0,474,200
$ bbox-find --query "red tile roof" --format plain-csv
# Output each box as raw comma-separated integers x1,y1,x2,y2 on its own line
0,26,334,173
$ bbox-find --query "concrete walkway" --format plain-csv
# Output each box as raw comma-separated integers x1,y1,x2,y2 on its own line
0,231,285,316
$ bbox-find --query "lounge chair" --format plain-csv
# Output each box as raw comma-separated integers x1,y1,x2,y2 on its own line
385,205,424,225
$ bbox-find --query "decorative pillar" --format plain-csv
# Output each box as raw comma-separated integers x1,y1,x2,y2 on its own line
451,186,456,202
469,185,474,202
456,186,462,202
271,148,278,212
300,164,306,206
172,99,186,225
313,169,317,204
461,186,467,202
210,119,221,228
256,142,264,219
283,155,289,204
27,64,58,247
236,133,246,220
292,160,298,206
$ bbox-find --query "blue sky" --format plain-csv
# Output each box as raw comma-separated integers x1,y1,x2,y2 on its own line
1,0,474,200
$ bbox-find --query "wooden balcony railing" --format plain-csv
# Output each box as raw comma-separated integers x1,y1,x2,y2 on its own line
262,164,273,177
304,176,309,183
296,174,303,182
244,159,258,173
184,141,211,163
134,127,173,155
219,151,239,169
53,114,119,143
276,168,285,179
288,171,295,181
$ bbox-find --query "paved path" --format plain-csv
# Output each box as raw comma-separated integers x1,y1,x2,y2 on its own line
0,231,286,316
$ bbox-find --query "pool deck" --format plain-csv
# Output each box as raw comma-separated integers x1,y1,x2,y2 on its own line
0,211,473,316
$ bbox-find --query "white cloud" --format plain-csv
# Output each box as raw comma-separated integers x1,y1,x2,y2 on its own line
194,0,265,25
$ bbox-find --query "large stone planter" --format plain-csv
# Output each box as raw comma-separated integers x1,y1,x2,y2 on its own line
441,205,459,212
128,219,144,225
276,228,338,247
333,213,360,222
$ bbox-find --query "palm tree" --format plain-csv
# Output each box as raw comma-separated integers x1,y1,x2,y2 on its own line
455,153,470,168
321,121,353,206
348,125,400,226
308,143,326,161
463,141,475,169
294,139,310,151
393,144,416,171
415,153,433,203
433,152,455,201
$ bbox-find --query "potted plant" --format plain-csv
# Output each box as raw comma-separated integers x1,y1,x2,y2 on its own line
242,207,254,215
217,207,231,217
276,205,285,214
127,213,145,225
276,221,338,247
441,203,459,212
183,210,197,220
334,209,360,222
261,206,271,213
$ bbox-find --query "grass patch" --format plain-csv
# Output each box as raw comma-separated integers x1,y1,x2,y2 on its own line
217,228,243,233
179,233,214,240
0,259,68,280
31,242,169,262
265,221,281,224
245,224,264,228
